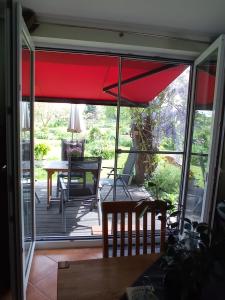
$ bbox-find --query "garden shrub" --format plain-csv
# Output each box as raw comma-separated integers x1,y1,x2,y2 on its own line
87,127,115,143
49,118,67,127
88,127,102,142
145,160,181,204
35,130,49,139
48,127,71,140
119,135,132,148
161,137,176,151
89,141,114,159
34,143,50,160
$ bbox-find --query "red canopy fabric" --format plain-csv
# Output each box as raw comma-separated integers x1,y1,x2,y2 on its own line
22,50,189,106
110,59,187,104
195,66,216,108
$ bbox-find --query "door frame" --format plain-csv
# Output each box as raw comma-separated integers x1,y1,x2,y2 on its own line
6,4,36,297
181,34,225,227
20,17,36,289
5,1,25,299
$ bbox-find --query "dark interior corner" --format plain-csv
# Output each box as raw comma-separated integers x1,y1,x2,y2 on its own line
22,7,39,33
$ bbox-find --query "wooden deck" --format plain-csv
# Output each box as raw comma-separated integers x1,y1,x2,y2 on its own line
35,181,150,239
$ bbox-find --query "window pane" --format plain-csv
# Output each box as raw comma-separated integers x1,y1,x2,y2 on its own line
21,41,33,269
119,58,190,152
112,153,183,205
185,50,217,221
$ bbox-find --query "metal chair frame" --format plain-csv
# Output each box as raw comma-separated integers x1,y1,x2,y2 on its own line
59,156,102,232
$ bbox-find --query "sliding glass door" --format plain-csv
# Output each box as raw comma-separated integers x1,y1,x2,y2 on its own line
182,35,225,224
0,3,35,298
17,20,35,297
20,19,35,287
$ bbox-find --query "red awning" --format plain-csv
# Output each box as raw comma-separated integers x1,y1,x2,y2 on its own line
22,50,188,106
195,65,216,109
110,59,187,105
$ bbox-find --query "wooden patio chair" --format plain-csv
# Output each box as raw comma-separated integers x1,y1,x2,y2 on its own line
102,200,167,258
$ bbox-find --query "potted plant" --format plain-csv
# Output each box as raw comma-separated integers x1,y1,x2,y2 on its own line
67,146,82,158
161,203,225,300
34,143,50,160
161,215,210,300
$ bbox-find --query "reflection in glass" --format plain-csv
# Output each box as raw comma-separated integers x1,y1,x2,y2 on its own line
185,50,217,221
21,40,33,270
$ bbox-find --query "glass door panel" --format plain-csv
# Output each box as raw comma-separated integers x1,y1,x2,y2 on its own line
113,57,190,202
21,41,32,270
20,21,35,280
183,36,225,223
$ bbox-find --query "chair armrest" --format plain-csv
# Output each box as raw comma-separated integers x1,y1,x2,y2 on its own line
107,173,114,177
118,173,131,176
102,166,114,170
102,166,122,169
102,167,123,178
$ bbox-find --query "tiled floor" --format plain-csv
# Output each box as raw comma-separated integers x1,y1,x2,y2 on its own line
26,247,103,300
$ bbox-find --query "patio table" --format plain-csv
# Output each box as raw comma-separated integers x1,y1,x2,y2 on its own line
43,160,68,207
43,160,101,208
57,253,160,300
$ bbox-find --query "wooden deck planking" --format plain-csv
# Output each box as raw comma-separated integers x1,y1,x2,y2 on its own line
35,181,149,238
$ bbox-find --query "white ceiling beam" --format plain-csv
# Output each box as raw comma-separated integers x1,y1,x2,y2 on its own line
32,23,209,60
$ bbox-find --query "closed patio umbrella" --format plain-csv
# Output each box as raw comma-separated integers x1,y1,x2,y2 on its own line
67,104,85,140
21,101,30,131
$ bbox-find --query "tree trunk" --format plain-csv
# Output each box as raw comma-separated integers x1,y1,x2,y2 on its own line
131,114,157,185
135,153,146,184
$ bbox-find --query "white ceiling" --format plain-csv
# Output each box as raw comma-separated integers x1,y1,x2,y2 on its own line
22,0,225,41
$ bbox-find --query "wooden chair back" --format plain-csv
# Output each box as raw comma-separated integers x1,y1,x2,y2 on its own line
102,200,167,258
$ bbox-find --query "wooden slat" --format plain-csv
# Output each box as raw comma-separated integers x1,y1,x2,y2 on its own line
143,213,147,254
103,212,109,258
135,213,140,255
151,211,155,253
102,200,164,213
120,212,125,256
128,211,132,256
112,213,117,257
102,200,167,258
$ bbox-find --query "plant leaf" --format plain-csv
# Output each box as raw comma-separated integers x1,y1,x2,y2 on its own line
137,205,149,219
184,222,192,231
196,223,209,234
170,221,179,228
192,221,199,229
184,218,192,224
169,211,181,218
